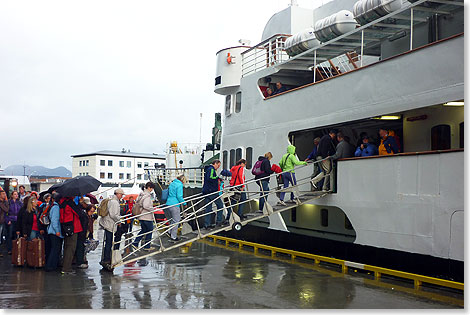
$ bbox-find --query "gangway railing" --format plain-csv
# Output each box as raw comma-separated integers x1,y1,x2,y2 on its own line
242,0,463,82
109,158,334,268
145,166,205,188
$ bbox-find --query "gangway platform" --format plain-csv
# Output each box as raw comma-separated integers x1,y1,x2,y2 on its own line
109,161,332,268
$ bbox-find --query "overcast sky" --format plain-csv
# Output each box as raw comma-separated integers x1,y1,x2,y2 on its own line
1,0,324,170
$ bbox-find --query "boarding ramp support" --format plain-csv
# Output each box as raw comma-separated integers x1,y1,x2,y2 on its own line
110,159,333,268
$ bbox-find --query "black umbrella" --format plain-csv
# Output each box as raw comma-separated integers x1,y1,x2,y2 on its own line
55,175,102,197
47,182,64,193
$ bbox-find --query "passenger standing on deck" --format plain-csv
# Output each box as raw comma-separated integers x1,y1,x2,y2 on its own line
355,135,378,157
0,190,8,252
230,159,247,219
45,193,63,272
278,145,307,206
253,152,274,212
166,175,187,241
59,196,83,274
379,128,399,155
273,82,287,95
329,132,354,160
131,183,156,251
264,87,273,98
6,191,22,255
311,130,337,192
202,160,225,229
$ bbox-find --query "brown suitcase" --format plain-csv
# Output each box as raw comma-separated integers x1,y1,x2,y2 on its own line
26,238,46,268
12,237,27,266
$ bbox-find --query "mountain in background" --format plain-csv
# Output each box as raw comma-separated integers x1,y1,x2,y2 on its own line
1,165,72,177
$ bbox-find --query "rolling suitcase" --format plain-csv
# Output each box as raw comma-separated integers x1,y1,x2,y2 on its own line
26,238,46,268
12,237,27,266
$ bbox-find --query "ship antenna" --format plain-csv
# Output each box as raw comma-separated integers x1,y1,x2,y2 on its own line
289,0,298,6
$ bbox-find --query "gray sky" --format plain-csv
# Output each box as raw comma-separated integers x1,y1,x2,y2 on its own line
1,0,321,170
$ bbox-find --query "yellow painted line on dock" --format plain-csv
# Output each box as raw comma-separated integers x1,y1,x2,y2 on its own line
204,235,464,292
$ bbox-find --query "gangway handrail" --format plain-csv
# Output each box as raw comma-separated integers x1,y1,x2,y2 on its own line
109,158,333,267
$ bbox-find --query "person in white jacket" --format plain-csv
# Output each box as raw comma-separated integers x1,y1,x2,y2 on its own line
131,182,156,251
99,188,124,268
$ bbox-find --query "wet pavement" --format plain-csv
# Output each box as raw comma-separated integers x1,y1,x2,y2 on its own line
0,229,463,309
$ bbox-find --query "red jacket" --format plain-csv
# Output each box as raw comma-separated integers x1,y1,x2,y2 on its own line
271,164,282,174
230,165,245,188
59,197,83,234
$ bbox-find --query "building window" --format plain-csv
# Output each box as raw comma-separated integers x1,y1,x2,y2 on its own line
127,161,131,168
100,160,105,166
119,161,124,167
246,147,253,169
229,149,235,168
225,95,231,116
137,162,142,168
100,172,105,179
144,174,149,180
431,124,451,150
79,161,82,167
108,160,113,167
235,148,242,163
235,92,241,113
321,209,328,227
144,162,149,167
222,151,228,170
108,173,113,179
119,173,124,179
137,174,142,180
127,173,131,180
86,160,89,166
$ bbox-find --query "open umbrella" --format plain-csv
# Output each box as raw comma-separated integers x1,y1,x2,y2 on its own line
47,182,64,194
86,193,99,204
55,175,102,197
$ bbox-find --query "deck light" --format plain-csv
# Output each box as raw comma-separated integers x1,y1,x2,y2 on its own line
443,101,464,106
373,115,401,120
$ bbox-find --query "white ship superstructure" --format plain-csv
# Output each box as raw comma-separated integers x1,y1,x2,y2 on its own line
214,0,463,263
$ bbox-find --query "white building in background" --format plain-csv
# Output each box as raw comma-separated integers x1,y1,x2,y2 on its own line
71,150,165,197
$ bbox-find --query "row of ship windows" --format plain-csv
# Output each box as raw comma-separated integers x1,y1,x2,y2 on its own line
225,92,242,116
79,160,150,168
98,172,149,180
222,147,253,170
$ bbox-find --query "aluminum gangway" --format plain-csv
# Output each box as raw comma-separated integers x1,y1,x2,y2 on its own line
109,159,332,268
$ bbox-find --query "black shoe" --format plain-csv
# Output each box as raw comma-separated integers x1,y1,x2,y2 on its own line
240,215,248,220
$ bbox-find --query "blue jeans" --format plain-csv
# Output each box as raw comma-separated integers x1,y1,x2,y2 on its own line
258,180,270,211
132,220,154,249
29,230,40,240
45,235,63,271
279,172,297,201
5,221,17,252
204,194,224,227
103,230,113,263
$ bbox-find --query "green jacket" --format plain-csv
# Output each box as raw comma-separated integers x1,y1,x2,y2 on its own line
279,145,307,173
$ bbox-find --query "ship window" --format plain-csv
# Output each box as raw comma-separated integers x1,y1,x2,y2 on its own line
215,76,221,86
291,208,297,222
345,216,353,230
431,124,451,150
321,209,328,227
229,149,235,168
236,148,242,163
246,147,253,169
223,151,228,170
459,122,464,148
225,95,231,116
235,92,242,113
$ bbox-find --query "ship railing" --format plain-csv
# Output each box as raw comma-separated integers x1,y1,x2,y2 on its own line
110,157,334,267
145,167,205,188
242,0,463,81
241,34,291,77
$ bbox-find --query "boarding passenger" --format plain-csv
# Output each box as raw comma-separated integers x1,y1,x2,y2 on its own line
86,205,97,240
388,129,401,153
355,135,378,157
230,159,247,219
273,82,287,95
329,132,354,160
6,191,22,255
201,160,225,228
378,128,399,155
59,196,83,274
166,175,187,242
311,130,337,192
253,152,274,212
131,183,156,252
278,145,307,206
45,193,63,272
305,137,323,189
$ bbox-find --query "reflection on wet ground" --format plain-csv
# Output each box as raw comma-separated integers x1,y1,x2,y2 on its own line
0,230,463,309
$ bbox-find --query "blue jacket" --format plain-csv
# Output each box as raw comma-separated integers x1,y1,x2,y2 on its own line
306,145,318,160
166,179,186,207
47,202,63,238
355,143,378,157
202,165,219,195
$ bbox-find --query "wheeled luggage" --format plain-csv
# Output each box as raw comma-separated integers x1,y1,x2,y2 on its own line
26,238,46,268
12,237,27,266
